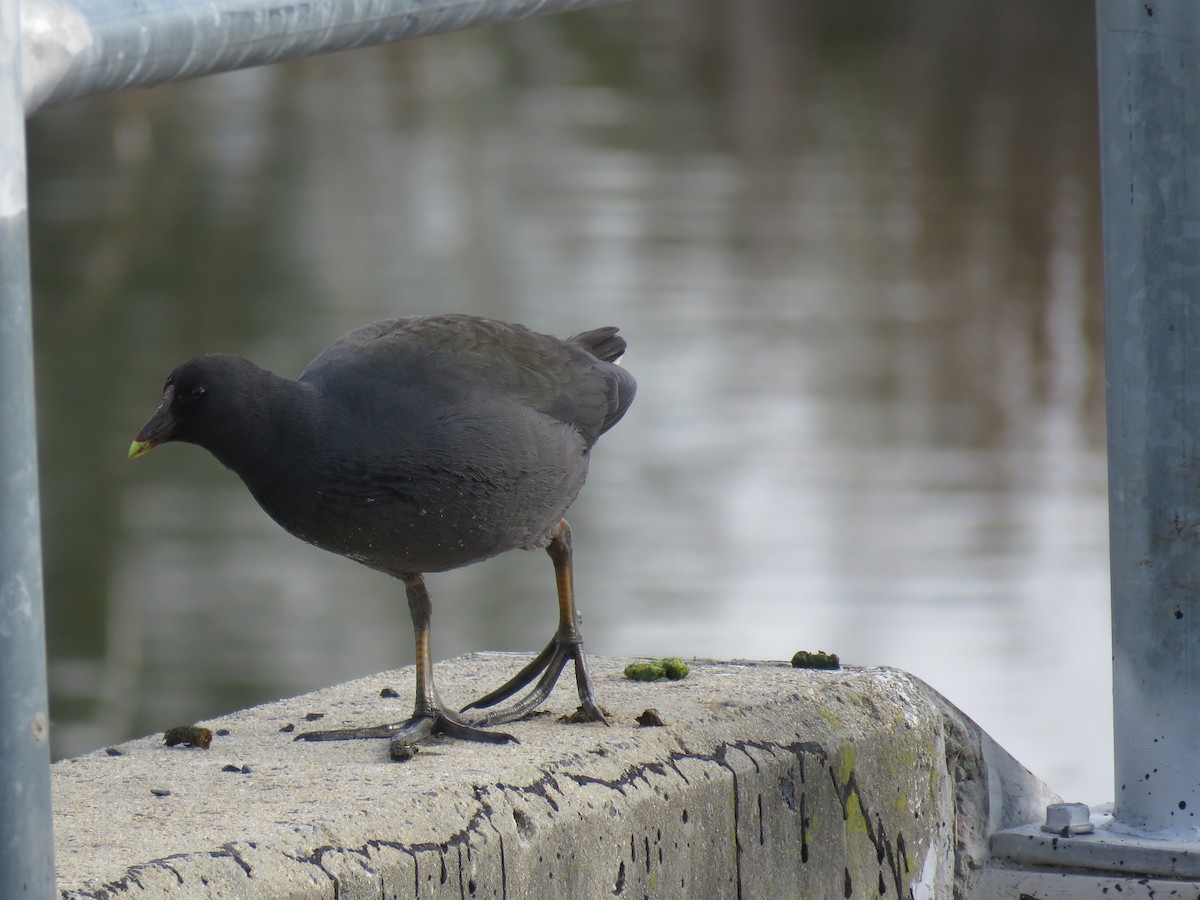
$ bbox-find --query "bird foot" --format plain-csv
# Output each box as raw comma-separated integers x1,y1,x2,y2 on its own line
462,637,608,728
294,710,518,759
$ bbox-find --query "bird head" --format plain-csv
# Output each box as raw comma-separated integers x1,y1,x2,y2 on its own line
129,355,266,460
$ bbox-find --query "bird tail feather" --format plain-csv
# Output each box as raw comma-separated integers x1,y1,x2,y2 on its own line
567,326,626,364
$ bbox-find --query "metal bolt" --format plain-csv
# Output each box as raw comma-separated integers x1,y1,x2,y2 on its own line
1041,802,1095,836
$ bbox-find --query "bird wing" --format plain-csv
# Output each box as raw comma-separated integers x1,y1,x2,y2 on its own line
299,316,635,448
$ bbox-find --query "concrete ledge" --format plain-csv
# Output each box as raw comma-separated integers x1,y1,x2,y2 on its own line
52,655,1055,898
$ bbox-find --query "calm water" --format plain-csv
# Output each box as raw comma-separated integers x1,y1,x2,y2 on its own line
27,0,1111,801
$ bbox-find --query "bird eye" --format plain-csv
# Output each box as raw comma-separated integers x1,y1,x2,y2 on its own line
189,385,207,401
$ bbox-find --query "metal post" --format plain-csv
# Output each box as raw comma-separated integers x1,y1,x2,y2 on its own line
1098,0,1200,836
0,0,56,893
9,0,626,895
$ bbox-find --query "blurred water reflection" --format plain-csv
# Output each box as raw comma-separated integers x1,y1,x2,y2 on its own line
27,0,1110,801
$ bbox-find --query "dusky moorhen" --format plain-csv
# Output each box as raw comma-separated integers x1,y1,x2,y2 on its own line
129,314,636,756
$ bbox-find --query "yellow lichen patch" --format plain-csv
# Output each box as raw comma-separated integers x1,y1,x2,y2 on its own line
836,744,856,785
818,705,843,730
844,792,867,837
836,745,869,838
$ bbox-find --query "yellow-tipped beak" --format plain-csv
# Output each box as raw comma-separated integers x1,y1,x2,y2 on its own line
131,384,176,458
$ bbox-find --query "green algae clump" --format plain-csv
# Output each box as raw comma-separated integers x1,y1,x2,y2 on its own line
791,650,840,670
624,657,690,682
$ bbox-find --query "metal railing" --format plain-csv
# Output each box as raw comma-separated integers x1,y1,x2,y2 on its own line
8,0,1200,894
3,0,623,895
22,0,626,113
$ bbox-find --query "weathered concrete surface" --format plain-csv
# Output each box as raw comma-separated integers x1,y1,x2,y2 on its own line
52,655,1055,899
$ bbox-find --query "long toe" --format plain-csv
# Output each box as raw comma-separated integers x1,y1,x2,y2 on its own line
569,649,608,724
468,638,606,728
295,711,518,754
294,722,419,741
435,713,519,744
461,638,559,714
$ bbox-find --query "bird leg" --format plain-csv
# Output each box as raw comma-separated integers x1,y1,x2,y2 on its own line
462,520,607,727
296,573,518,756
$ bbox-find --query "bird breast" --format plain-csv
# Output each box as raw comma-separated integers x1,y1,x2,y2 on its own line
245,406,590,575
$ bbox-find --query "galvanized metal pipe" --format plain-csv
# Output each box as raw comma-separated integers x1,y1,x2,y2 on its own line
22,0,626,114
1,0,56,891
12,0,626,892
1097,0,1200,836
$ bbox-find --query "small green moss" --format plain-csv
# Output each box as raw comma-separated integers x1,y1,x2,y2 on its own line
791,649,840,669
624,662,665,681
660,657,689,679
624,658,689,682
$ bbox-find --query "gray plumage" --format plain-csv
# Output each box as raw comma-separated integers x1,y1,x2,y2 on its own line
138,315,636,576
